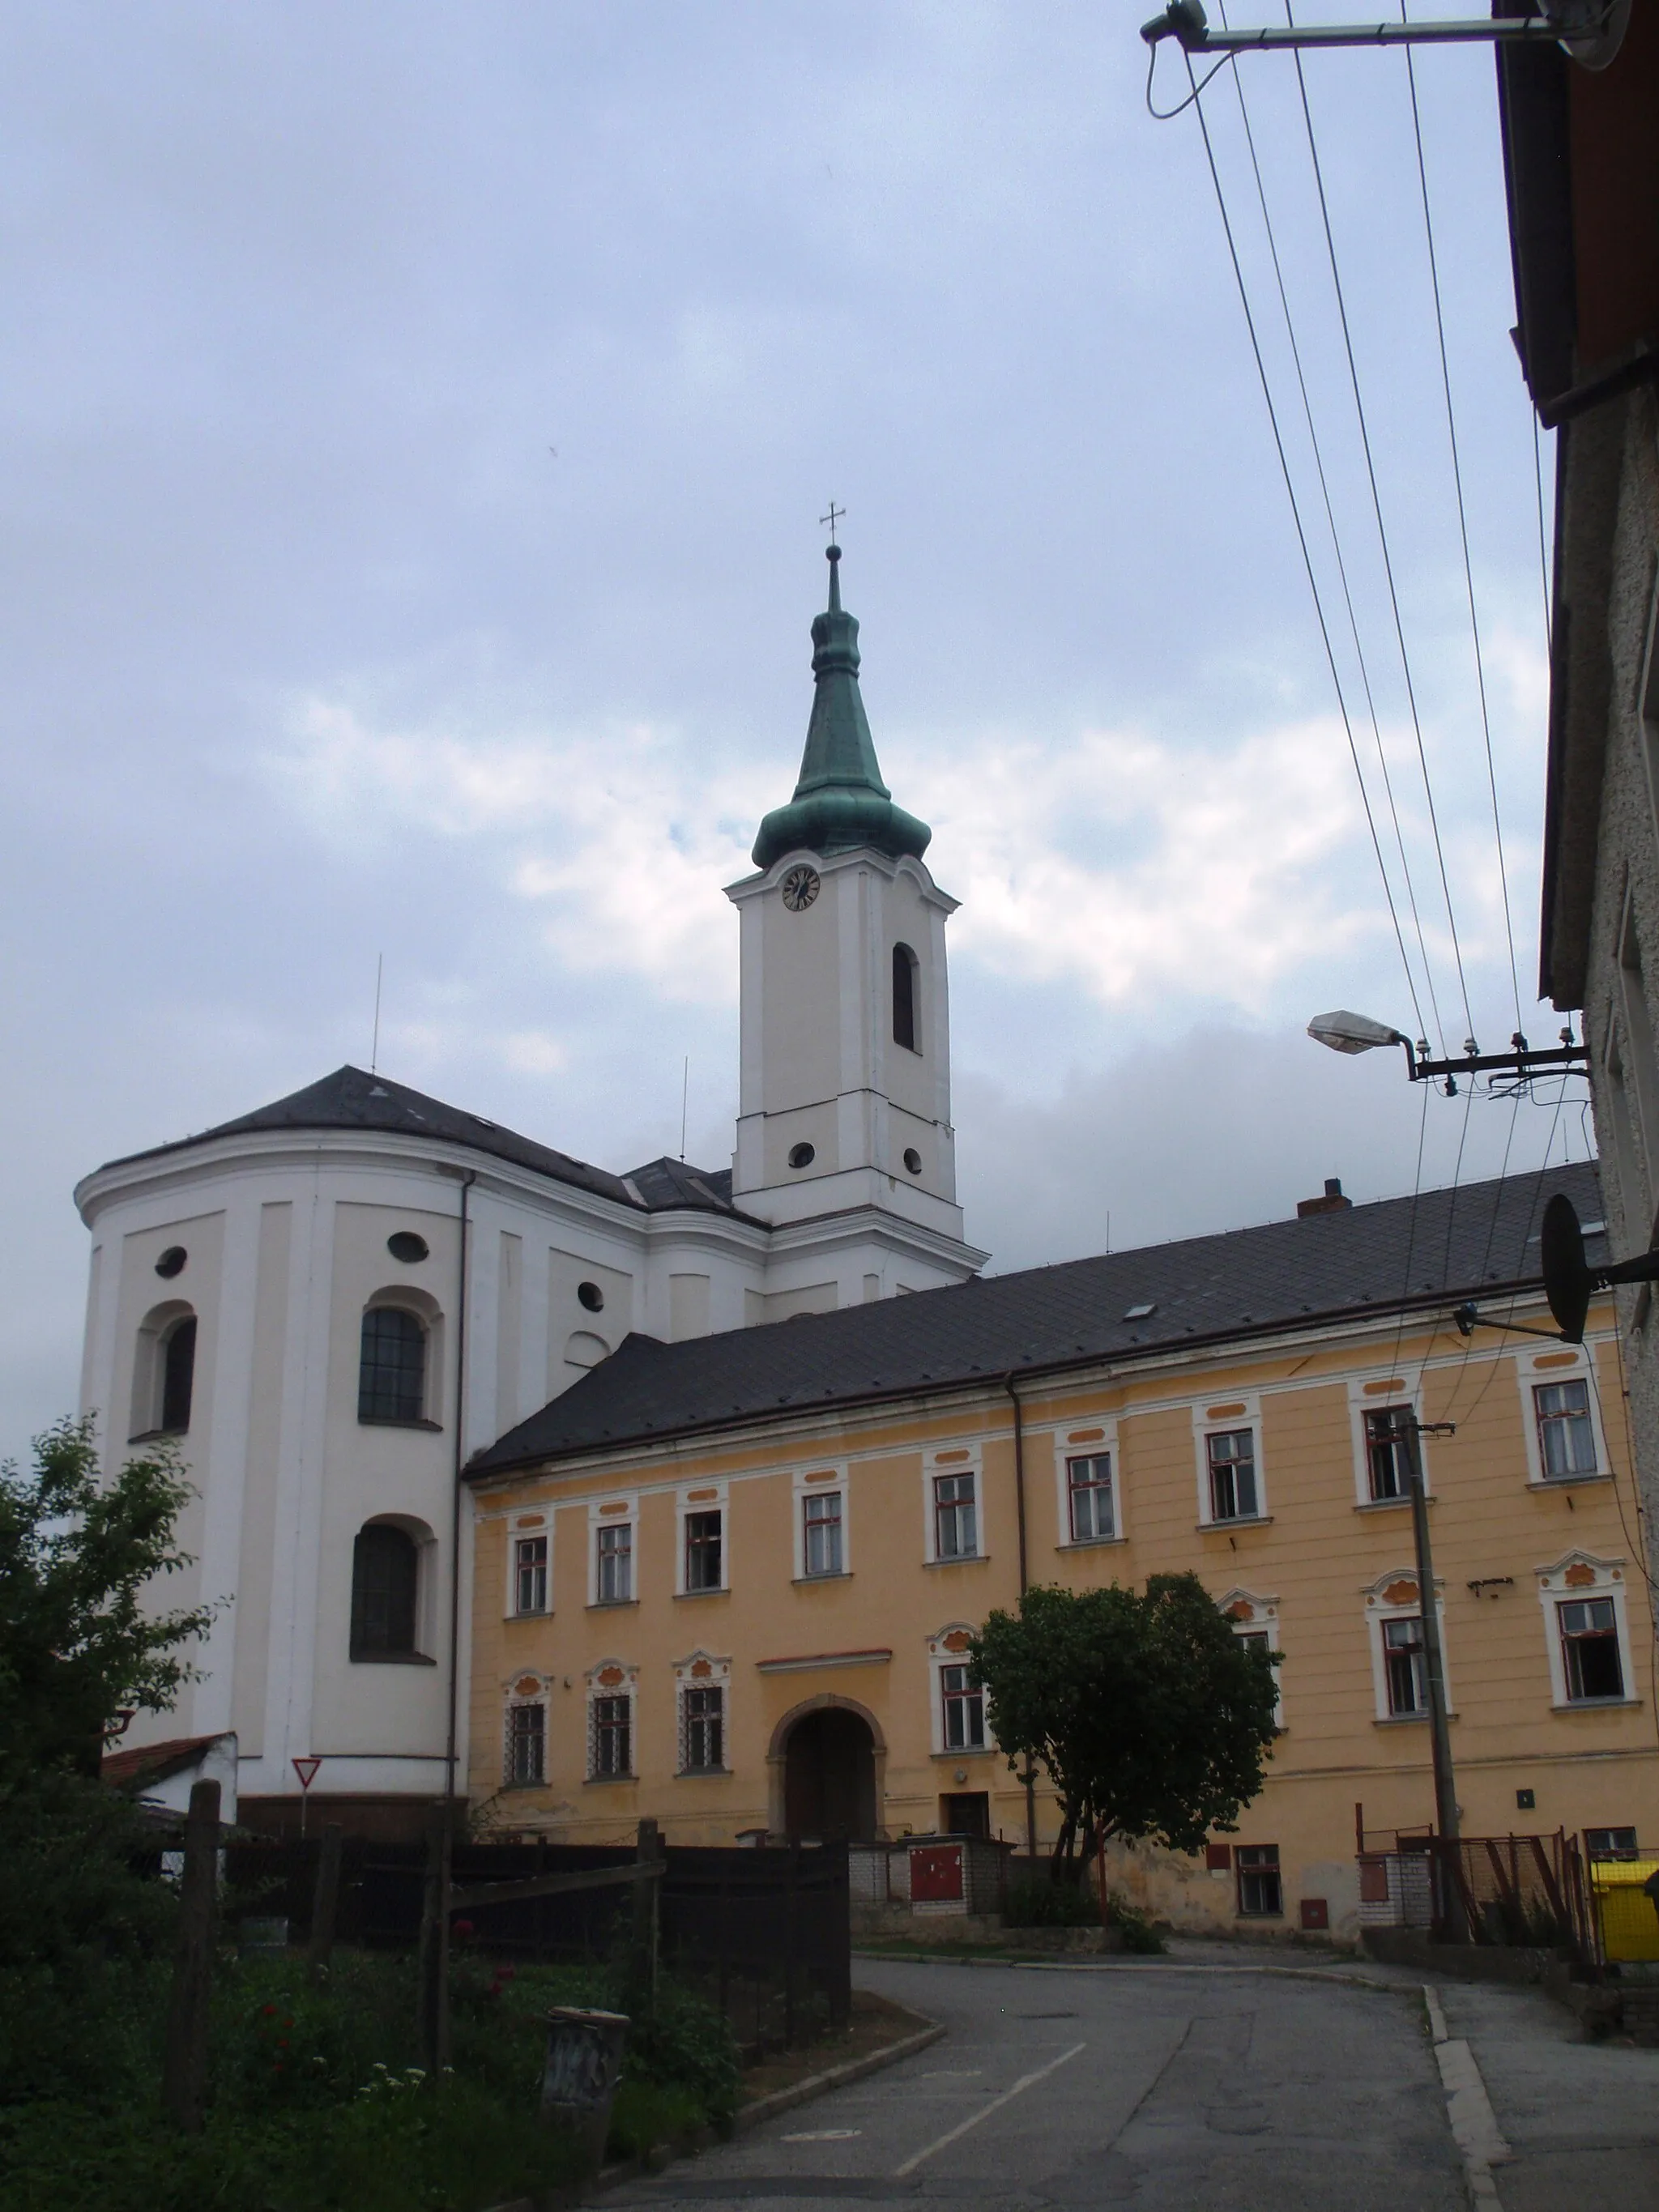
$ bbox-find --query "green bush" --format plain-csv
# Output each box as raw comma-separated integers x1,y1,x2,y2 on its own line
1003,1874,1098,1929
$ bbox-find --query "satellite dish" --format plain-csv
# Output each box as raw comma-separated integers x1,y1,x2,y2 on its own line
1542,1191,1659,1344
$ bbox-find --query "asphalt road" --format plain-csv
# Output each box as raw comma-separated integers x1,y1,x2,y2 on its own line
612,1956,1465,2211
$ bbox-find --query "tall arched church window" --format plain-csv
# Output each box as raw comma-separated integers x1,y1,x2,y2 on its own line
159,1316,197,1434
350,1523,420,1659
359,1307,426,1424
893,943,919,1054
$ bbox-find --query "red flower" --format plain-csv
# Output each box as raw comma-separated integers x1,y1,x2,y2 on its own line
278,2039,289,2049
498,1964,516,1980
452,1919,475,1940
262,2004,278,2017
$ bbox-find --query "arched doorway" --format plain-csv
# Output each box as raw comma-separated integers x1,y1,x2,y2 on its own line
783,1706,878,1841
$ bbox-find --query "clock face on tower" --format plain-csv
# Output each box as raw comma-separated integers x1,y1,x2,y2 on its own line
780,865,821,913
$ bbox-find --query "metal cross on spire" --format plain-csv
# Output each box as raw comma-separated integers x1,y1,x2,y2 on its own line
820,501,844,547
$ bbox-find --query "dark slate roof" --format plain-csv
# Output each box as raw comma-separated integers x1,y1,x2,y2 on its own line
97,1064,744,1219
469,1161,1606,1475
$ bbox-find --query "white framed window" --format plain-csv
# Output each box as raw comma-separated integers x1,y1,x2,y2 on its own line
504,1673,548,1786
1346,1374,1428,1507
586,1660,637,1779
1193,1398,1265,1527
1219,1589,1282,1728
792,1465,850,1579
510,1519,549,1616
1536,1555,1637,1709
587,1495,638,1605
1051,1423,1124,1546
676,1480,728,1596
1364,1571,1451,1723
674,1653,731,1773
927,1626,991,1755
1586,1826,1640,1859
1514,1349,1610,1486
922,1445,983,1563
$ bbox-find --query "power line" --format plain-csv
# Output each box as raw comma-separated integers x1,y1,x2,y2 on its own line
1402,33,1524,1038
1286,15,1477,1047
1218,0,1442,1047
1181,49,1431,1045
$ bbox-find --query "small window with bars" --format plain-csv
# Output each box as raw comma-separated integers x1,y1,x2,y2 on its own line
1535,1379,1598,1479
514,1534,548,1615
680,1684,725,1771
684,1509,723,1592
1235,1844,1282,1916
590,1693,632,1779
1559,1597,1624,1701
1067,1453,1114,1542
1363,1408,1412,1502
595,1520,633,1605
940,1662,986,1750
802,1490,843,1578
1383,1615,1426,1716
1206,1429,1258,1522
358,1306,427,1424
506,1701,545,1786
933,1471,978,1559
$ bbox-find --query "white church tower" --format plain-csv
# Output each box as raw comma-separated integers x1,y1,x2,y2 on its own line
726,540,985,1311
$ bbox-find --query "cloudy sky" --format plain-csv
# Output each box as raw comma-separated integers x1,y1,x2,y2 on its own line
0,2,1591,1461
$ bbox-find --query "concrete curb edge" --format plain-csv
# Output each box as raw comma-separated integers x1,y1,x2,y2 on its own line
734,2017,948,2133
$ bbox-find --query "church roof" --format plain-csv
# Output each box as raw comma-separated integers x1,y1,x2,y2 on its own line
467,1160,1605,1475
96,1063,745,1220
751,546,932,872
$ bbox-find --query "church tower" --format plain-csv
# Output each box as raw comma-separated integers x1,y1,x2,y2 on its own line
726,543,985,1302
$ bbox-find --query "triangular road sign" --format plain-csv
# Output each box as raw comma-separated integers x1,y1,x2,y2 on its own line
292,1756,322,1791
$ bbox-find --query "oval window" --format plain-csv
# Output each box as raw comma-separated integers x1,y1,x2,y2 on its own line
902,1149,923,1175
387,1231,429,1264
578,1281,605,1313
154,1246,187,1280
788,1143,816,1170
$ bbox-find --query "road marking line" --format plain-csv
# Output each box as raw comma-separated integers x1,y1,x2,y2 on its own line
891,2042,1086,2176
781,2129,860,2141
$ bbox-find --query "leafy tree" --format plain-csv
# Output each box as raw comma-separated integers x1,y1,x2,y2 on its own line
0,1416,215,1781
970,1575,1278,1865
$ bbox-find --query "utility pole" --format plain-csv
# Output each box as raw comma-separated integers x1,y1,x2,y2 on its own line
1393,1411,1463,1934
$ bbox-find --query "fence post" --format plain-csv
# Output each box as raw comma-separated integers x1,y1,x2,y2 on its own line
416,1803,451,2078
633,1818,661,2011
307,1822,343,1979
162,1778,220,2132
784,1843,800,2048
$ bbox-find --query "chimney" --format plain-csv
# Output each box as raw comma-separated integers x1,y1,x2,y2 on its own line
1298,1177,1351,1219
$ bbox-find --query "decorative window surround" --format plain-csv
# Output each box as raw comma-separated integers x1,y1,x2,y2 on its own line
792,1464,851,1581
587,1494,639,1608
1535,1553,1639,1709
507,1513,550,1617
923,1443,983,1565
1052,1421,1124,1547
1346,1372,1428,1507
1219,1588,1283,1728
1192,1395,1267,1527
585,1658,638,1781
503,1671,549,1787
676,1479,729,1596
1363,1569,1452,1723
1513,1345,1610,1487
674,1651,731,1774
927,1624,989,1755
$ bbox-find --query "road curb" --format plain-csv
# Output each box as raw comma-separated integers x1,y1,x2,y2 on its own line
1424,1983,1512,2210
855,1947,1418,1997
734,2016,948,2133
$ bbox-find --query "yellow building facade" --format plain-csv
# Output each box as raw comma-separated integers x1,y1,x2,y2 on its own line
465,1162,1659,1946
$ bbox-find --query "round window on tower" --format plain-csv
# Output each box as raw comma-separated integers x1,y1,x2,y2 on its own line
788,1143,816,1170
902,1149,923,1176
577,1281,605,1313
387,1232,429,1264
155,1246,187,1279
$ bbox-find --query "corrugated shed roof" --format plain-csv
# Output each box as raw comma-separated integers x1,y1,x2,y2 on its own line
468,1161,1605,1475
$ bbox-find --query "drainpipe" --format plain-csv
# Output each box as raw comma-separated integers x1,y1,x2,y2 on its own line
443,1170,476,1822
1003,1371,1037,1862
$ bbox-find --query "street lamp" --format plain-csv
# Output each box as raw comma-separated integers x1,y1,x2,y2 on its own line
1307,1009,1587,1093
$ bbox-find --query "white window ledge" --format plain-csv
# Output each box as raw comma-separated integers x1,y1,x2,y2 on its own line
583,1774,638,1786
1529,1473,1610,1490
792,1571,853,1585
674,1586,730,1600
676,1767,732,1779
1059,1535,1128,1550
1553,1697,1641,1711
932,1746,991,1761
1354,1497,1414,1514
507,1608,552,1622
1198,1515,1274,1532
586,1597,639,1611
925,1554,989,1568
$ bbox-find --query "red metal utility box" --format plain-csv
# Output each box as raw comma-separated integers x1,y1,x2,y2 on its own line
908,1841,964,1903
